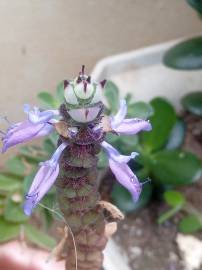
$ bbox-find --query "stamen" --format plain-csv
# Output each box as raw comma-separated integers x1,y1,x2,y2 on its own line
0,116,12,125
141,178,151,185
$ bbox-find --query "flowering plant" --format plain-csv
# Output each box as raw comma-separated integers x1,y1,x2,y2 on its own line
1,66,152,269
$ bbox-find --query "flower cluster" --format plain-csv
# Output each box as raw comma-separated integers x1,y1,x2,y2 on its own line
1,73,151,216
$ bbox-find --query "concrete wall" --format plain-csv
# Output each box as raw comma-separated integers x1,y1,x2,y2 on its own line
0,0,201,162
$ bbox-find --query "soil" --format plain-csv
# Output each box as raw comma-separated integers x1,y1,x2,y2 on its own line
100,113,202,270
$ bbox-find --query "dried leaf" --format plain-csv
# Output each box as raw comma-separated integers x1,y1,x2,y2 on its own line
54,121,70,138
47,226,68,262
100,116,112,133
105,222,117,238
98,200,124,220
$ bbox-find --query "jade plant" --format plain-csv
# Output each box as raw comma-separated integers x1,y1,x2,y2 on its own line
1,66,152,270
158,0,202,233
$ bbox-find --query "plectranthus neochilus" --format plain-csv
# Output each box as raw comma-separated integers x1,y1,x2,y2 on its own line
1,65,152,270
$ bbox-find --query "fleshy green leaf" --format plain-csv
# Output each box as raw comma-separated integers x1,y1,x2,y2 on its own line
25,224,56,250
0,218,20,242
43,138,55,154
186,0,202,14
104,81,119,113
23,172,36,193
166,118,186,149
163,37,202,70
164,190,186,207
38,92,58,109
127,102,154,119
4,198,28,223
19,146,45,163
141,97,176,152
179,215,202,233
56,81,65,103
181,91,202,116
150,150,202,185
111,182,152,213
0,174,21,192
6,157,25,176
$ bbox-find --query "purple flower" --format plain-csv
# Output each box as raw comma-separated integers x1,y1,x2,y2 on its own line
23,104,59,124
2,121,53,153
101,141,142,202
110,99,152,135
23,142,68,216
1,105,59,153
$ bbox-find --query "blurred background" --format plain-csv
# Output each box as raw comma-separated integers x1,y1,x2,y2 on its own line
0,0,201,122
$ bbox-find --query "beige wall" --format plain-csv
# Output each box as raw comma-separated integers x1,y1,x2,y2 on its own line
0,0,201,162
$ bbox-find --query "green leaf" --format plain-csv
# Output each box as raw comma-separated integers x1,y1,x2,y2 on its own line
150,150,202,185
125,93,132,104
23,172,35,193
0,174,21,192
38,92,58,109
141,97,176,152
163,37,202,70
127,102,154,119
104,81,119,113
25,224,56,250
56,81,65,103
4,198,28,223
6,157,25,176
97,150,108,169
19,146,45,163
179,215,202,233
158,206,181,224
186,0,202,14
116,136,139,155
0,218,20,242
166,118,186,149
48,132,58,146
111,182,152,213
181,91,202,116
164,190,186,207
43,138,55,154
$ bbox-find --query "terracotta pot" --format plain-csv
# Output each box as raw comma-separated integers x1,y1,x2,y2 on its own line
0,241,64,270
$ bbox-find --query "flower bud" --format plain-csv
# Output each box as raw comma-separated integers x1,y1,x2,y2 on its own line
74,81,94,100
64,83,79,105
